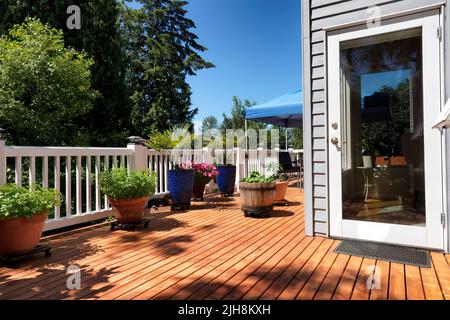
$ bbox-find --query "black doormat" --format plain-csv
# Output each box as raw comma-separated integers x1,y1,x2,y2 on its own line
334,240,431,268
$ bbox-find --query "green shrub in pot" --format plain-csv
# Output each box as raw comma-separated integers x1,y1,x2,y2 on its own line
0,184,62,255
0,184,62,219
239,171,276,217
99,167,157,224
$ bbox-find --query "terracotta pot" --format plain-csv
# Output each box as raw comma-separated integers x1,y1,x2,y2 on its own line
0,213,47,256
192,182,206,200
109,197,148,224
274,181,289,202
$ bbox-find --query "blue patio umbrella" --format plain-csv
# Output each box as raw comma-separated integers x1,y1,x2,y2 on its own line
245,90,303,149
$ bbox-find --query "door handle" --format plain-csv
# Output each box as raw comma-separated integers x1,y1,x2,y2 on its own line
331,137,339,145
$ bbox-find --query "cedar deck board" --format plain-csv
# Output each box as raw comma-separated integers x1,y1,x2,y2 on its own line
1,187,450,300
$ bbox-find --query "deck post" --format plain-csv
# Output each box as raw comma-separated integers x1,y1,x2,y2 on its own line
0,129,6,185
127,136,148,171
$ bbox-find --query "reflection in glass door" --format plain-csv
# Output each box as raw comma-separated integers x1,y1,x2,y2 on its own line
339,29,426,227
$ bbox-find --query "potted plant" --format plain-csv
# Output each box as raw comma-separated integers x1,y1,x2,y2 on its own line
100,167,157,224
362,149,375,168
192,162,219,201
168,162,195,210
216,164,236,197
146,125,197,210
0,184,61,256
239,171,275,217
266,163,289,202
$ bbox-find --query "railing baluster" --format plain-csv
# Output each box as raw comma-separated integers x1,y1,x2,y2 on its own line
76,156,82,215
127,155,131,169
86,156,91,213
163,154,168,192
54,156,60,219
42,156,48,188
0,140,5,185
148,154,153,171
120,155,125,168
113,155,118,168
65,156,72,217
95,155,101,212
159,155,163,194
15,156,22,186
104,155,109,209
29,156,36,186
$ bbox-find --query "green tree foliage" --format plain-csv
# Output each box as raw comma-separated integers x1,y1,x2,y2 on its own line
122,0,215,138
220,96,266,132
218,96,303,150
290,127,303,149
0,0,130,146
99,167,157,200
0,18,98,146
201,115,218,133
361,80,411,156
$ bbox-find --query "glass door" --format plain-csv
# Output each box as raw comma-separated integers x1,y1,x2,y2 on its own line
328,11,444,249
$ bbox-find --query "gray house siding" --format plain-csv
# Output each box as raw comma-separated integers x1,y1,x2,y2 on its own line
301,0,448,237
445,3,450,251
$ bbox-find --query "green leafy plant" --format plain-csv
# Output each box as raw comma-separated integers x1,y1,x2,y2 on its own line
0,18,99,146
99,167,157,200
0,184,62,220
145,129,177,152
146,124,195,153
266,163,288,182
241,171,275,183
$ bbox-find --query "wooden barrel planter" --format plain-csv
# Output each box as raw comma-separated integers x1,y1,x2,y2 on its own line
239,182,276,217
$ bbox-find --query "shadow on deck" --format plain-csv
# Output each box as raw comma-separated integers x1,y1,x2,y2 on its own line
0,186,449,300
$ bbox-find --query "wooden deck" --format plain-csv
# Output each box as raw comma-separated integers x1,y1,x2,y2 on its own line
1,186,450,300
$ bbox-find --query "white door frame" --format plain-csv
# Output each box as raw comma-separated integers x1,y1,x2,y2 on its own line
327,10,445,250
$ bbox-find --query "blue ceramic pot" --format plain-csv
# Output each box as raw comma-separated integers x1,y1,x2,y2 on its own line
216,165,236,196
168,169,194,209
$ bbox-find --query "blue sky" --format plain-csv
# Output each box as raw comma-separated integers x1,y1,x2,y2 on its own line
361,69,411,106
128,0,302,124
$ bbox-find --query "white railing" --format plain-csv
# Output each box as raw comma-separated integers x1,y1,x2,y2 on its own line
0,140,303,231
2,146,134,231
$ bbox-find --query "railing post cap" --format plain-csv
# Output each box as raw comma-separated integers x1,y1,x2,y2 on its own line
127,136,146,146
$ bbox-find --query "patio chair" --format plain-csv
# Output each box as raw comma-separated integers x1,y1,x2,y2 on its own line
278,151,303,188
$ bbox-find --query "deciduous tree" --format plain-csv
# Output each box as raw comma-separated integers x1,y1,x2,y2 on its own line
0,18,98,146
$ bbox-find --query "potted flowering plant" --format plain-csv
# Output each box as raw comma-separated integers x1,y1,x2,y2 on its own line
191,162,219,201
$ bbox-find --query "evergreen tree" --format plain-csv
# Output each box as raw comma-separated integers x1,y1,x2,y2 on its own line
122,0,214,138
201,115,219,133
221,96,266,132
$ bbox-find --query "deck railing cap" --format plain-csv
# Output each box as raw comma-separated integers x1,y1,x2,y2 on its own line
127,136,147,145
